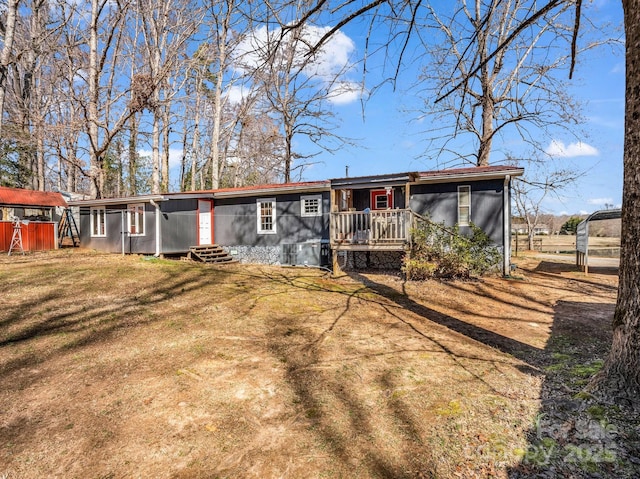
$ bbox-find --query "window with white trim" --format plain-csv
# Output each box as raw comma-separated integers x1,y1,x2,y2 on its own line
257,198,276,234
370,189,394,210
301,195,322,217
127,204,145,236
90,207,106,237
458,185,471,226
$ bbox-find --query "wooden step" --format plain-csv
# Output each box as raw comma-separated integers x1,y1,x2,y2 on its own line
188,244,237,264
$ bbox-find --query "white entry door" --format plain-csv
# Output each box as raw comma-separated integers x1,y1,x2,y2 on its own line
198,200,212,245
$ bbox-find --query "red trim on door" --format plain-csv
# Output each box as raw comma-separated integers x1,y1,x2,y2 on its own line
370,189,394,210
197,200,214,245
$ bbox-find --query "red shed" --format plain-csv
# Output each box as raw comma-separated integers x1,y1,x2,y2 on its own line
0,187,68,252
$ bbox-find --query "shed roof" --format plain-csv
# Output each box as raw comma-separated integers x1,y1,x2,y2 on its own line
0,186,68,208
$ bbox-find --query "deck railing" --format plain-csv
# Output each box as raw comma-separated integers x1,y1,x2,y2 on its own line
330,209,413,245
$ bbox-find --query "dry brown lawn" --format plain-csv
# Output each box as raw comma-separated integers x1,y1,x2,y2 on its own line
0,250,634,478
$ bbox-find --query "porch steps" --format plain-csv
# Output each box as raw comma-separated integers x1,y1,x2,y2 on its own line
188,244,237,265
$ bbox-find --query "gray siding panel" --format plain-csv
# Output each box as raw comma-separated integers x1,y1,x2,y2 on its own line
409,179,504,244
79,203,156,254
214,192,330,247
160,199,198,253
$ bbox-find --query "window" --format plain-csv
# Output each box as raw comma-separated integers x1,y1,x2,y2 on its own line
458,185,471,226
257,198,276,234
370,189,394,210
128,204,145,236
301,195,322,217
90,207,106,237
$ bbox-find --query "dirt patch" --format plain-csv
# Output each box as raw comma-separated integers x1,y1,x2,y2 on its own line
0,250,635,478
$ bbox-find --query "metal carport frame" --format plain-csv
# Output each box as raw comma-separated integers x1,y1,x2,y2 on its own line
576,208,622,274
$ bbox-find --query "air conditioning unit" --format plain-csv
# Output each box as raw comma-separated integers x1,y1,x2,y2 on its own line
281,240,330,267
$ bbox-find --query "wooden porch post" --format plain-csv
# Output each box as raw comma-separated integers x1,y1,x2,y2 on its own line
332,248,344,276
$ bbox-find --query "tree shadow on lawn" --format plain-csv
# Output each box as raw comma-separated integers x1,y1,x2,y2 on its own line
534,260,619,277
507,299,640,478
0,261,232,380
298,267,633,478
260,267,555,478
532,261,619,290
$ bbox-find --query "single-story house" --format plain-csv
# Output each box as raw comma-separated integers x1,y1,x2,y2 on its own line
68,165,524,274
512,223,551,235
0,186,68,252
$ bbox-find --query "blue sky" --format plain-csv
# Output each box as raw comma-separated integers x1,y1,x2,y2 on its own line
291,0,626,216
154,0,624,216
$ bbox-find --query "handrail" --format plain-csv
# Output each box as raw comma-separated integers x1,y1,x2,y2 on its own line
331,209,412,244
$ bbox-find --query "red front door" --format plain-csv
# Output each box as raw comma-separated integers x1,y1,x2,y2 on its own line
370,189,394,210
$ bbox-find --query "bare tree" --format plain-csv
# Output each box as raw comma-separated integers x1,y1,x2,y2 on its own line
134,0,200,194
85,0,135,198
415,0,580,167
46,1,86,194
237,16,357,183
202,0,240,190
511,158,582,250
220,96,285,187
3,0,57,191
0,0,20,140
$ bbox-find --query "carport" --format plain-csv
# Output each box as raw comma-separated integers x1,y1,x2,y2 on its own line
576,208,622,274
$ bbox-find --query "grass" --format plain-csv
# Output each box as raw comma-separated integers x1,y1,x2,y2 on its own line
0,249,634,478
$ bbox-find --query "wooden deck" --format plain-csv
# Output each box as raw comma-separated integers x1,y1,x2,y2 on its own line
330,209,413,250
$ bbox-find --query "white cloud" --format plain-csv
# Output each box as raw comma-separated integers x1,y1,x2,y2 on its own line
579,210,589,215
587,197,613,205
138,148,183,168
328,81,362,105
234,24,360,105
225,84,249,105
545,140,599,158
610,62,624,74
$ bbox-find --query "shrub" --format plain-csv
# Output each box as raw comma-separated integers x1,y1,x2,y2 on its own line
402,219,501,280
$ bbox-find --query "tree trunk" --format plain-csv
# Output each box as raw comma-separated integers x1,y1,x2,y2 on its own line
128,113,138,195
190,101,200,191
284,119,293,183
151,105,161,193
161,103,170,193
88,0,102,198
37,120,45,190
0,0,20,140
209,67,222,188
180,119,188,192
478,9,493,168
588,0,640,405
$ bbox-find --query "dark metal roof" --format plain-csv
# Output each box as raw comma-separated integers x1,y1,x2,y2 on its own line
68,192,213,206
213,180,330,198
330,165,524,189
68,181,331,205
417,165,524,182
0,186,68,208
582,208,622,223
330,172,420,189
